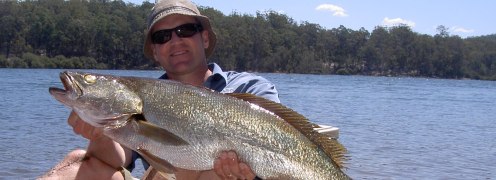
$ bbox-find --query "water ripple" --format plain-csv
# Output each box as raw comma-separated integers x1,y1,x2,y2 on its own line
1,69,495,179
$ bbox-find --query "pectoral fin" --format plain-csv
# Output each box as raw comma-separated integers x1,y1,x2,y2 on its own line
137,147,176,174
135,119,189,146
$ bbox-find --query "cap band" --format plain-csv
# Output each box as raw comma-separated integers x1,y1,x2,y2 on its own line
150,6,199,28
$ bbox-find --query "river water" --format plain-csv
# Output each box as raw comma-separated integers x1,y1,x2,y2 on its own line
0,68,494,179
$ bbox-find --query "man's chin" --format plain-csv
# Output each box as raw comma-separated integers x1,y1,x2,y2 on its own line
164,63,196,76
172,63,192,72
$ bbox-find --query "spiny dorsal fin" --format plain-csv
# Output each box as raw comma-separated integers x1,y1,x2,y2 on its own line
227,93,348,168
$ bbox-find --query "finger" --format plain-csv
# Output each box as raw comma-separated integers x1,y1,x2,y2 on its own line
213,158,227,179
81,121,95,139
72,116,85,135
81,121,103,140
226,151,244,178
68,112,102,140
67,111,79,128
76,119,89,137
219,152,234,179
239,162,256,180
90,127,104,139
68,111,87,136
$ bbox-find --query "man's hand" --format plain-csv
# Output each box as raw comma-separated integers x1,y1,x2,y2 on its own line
213,151,257,180
67,111,104,140
67,111,132,171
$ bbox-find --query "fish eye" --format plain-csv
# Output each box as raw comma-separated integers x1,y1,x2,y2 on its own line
84,74,97,84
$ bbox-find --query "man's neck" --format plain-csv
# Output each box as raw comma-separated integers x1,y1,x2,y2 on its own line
168,67,212,87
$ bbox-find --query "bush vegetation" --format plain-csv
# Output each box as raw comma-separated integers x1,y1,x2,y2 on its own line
1,0,495,80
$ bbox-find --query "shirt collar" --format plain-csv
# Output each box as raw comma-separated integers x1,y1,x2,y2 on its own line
208,63,228,81
204,63,228,90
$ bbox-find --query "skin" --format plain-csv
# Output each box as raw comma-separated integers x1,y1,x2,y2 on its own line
41,14,257,180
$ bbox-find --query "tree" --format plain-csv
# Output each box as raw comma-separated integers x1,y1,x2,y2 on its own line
436,25,450,38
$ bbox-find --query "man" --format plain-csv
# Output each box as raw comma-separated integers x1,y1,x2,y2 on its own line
42,0,279,179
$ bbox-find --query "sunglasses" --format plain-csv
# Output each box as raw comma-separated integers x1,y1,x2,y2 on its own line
151,23,203,44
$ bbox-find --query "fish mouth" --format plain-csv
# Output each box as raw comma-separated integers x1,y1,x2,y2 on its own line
49,71,82,101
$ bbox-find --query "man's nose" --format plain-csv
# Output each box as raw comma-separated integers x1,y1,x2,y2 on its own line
169,31,182,43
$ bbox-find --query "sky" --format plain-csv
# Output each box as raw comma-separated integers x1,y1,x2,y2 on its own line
126,0,495,38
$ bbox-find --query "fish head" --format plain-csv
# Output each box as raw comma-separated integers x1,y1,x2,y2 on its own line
49,71,143,128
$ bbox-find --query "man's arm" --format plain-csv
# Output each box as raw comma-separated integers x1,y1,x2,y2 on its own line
85,135,132,169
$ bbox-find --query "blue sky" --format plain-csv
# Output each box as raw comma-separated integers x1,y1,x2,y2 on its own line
127,0,494,38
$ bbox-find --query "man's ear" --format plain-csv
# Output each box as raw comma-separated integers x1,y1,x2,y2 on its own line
202,30,209,49
151,45,159,62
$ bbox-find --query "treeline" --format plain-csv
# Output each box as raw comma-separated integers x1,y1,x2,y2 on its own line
1,0,495,80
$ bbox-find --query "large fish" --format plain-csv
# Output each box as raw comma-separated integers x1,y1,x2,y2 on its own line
49,71,350,179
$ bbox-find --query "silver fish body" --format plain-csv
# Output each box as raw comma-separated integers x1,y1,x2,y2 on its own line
49,71,350,180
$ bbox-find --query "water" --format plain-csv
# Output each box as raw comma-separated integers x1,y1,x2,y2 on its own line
0,69,495,179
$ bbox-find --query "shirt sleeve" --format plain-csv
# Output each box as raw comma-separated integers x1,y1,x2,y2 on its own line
226,72,280,103
239,81,280,103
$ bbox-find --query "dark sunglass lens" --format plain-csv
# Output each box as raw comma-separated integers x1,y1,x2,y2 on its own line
176,24,202,37
151,30,172,44
151,24,202,44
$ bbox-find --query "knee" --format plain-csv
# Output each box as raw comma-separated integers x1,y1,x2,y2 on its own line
65,149,87,161
39,150,87,179
68,149,87,156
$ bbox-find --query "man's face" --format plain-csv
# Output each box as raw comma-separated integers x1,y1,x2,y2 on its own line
150,14,210,76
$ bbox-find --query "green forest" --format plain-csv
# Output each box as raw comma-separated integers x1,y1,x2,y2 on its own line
1,0,495,80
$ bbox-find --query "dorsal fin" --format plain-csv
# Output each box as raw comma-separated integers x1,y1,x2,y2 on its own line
227,93,348,168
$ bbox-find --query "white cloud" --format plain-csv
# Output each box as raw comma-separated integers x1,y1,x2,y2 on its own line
382,17,416,27
316,4,348,17
452,26,474,33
